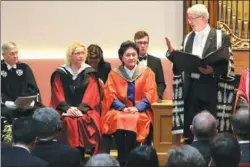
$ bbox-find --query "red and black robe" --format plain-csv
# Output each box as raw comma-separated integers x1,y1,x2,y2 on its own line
50,64,101,154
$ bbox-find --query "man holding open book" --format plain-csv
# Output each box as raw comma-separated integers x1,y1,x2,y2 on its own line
165,4,235,143
1,41,42,138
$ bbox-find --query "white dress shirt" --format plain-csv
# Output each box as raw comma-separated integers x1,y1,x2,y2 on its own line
124,65,137,79
5,61,17,70
192,24,211,58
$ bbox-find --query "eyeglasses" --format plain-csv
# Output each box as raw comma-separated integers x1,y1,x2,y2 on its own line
136,41,149,45
72,51,85,56
187,15,202,21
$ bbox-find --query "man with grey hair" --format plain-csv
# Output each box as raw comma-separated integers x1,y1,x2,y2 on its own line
231,107,250,165
165,4,235,141
85,153,120,166
1,41,42,139
166,145,206,167
31,107,82,167
190,110,217,166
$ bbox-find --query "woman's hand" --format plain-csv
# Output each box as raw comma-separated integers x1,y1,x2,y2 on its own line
127,107,139,114
66,107,83,117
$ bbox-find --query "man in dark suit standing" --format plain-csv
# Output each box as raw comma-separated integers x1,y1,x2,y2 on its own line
31,107,82,167
231,107,250,166
190,110,217,166
134,31,166,101
1,117,49,167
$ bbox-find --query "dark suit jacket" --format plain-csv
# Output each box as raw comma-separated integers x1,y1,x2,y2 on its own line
2,146,48,167
31,140,82,167
147,54,166,99
239,142,249,164
192,140,211,166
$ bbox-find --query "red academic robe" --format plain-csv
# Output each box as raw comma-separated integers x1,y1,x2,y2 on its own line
234,68,250,112
50,65,101,154
101,65,158,143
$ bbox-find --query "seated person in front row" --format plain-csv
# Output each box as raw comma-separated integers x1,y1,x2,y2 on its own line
31,107,83,167
49,42,102,157
101,40,158,166
1,117,49,167
1,42,42,135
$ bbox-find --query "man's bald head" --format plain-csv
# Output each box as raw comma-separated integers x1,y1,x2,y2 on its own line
192,110,217,139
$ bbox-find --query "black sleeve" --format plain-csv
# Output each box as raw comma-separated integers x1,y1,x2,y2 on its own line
24,64,40,96
155,58,166,100
212,33,231,78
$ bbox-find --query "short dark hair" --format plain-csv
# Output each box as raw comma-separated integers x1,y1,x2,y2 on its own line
166,145,206,167
210,132,241,167
134,31,149,41
192,111,217,139
231,107,250,140
12,117,38,145
118,40,139,62
32,107,62,138
127,145,159,167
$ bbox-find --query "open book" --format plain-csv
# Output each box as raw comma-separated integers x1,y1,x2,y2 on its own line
168,45,229,73
15,95,37,109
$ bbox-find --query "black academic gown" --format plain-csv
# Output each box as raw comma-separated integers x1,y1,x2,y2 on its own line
167,28,235,137
1,60,41,134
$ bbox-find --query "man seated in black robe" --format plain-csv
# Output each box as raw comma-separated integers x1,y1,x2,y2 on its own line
1,41,42,137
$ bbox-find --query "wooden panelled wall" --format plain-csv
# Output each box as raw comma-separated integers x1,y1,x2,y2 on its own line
183,0,249,74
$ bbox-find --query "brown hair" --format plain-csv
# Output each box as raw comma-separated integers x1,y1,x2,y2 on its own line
87,44,103,59
134,31,149,41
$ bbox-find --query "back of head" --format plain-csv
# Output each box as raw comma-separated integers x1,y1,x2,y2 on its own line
12,117,37,145
210,132,241,167
166,145,206,167
85,153,120,166
127,145,159,167
231,107,250,140
192,111,217,139
32,107,61,139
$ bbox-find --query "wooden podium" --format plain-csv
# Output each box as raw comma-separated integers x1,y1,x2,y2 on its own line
152,100,180,166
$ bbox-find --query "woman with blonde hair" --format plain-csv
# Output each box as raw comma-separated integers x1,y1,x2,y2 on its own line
50,42,101,157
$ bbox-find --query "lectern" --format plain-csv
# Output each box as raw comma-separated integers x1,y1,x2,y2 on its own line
152,100,180,166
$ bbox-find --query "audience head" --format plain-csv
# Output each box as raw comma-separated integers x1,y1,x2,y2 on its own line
210,132,241,167
32,107,61,140
134,31,149,56
118,40,139,69
127,145,159,167
65,42,87,66
166,145,206,167
190,110,217,139
12,117,38,150
1,41,19,65
86,44,104,69
231,107,250,140
85,153,120,166
187,4,209,32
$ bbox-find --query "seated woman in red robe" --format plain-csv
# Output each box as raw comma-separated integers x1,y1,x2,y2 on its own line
234,68,249,112
50,42,101,157
101,40,158,166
